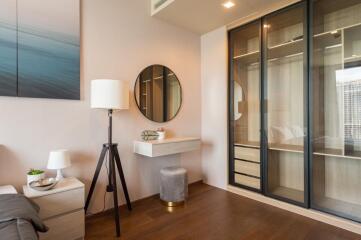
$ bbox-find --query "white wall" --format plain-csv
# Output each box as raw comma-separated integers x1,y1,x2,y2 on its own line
201,27,228,189
0,0,201,214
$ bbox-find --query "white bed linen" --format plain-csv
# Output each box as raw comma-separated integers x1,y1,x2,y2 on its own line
0,185,17,194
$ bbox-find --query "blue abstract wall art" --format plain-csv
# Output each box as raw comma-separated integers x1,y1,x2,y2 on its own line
0,0,80,100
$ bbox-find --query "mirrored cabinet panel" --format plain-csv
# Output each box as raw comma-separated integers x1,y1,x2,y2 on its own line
311,0,361,222
264,3,307,205
229,20,261,190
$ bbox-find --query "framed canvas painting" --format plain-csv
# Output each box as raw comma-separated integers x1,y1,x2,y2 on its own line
0,0,17,96
0,0,80,100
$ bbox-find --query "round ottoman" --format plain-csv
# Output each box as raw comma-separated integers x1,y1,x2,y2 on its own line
160,167,188,206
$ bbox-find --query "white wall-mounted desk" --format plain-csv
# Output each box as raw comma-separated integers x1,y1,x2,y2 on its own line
134,137,201,157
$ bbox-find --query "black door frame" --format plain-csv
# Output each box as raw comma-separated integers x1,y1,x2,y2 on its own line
228,19,263,193
228,0,310,208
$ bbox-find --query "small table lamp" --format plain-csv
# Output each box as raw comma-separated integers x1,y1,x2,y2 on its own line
47,150,71,181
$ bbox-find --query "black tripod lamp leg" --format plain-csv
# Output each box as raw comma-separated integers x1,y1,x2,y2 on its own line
114,147,132,211
85,146,107,212
110,148,121,237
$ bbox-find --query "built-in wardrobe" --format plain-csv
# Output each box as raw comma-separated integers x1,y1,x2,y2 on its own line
229,0,361,223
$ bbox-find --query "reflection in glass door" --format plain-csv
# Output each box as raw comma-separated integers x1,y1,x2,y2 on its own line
264,2,307,205
229,21,261,191
311,0,361,222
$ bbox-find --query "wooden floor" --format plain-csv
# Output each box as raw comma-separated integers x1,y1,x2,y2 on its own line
85,182,361,240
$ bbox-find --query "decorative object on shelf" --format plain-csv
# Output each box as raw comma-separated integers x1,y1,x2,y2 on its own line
27,169,45,186
160,166,188,207
29,178,58,191
134,65,182,123
157,127,166,140
0,0,80,99
86,79,132,237
141,130,159,141
47,150,71,181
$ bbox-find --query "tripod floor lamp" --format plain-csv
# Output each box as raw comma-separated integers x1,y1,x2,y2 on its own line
85,79,132,237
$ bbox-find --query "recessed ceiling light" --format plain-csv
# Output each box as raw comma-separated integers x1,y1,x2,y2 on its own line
223,1,235,9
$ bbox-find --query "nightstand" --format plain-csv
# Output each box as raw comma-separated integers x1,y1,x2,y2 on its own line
23,177,85,240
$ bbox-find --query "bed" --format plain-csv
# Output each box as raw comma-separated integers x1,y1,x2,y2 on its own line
0,185,47,240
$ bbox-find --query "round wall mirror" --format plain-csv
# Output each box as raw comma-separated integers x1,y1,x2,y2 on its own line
134,65,182,122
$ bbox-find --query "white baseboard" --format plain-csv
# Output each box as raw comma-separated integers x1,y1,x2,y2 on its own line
227,185,361,235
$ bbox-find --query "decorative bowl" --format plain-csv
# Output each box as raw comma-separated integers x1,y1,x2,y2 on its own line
29,178,58,191
27,172,45,186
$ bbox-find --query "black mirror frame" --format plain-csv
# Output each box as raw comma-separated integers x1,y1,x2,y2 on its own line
134,64,183,123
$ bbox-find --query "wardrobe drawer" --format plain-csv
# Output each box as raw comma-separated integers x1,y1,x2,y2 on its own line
234,146,260,162
235,173,260,189
235,160,260,177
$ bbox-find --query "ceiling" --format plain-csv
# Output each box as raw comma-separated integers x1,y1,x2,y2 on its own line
152,0,299,34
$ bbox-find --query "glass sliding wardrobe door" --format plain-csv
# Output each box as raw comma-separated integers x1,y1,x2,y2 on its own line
311,0,361,222
264,3,307,205
229,21,261,191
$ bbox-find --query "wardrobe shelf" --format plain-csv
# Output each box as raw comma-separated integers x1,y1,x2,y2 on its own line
313,150,361,160
233,51,259,64
313,32,341,49
271,186,304,203
268,38,303,49
268,144,303,153
314,21,361,37
268,39,303,60
344,55,361,63
315,197,361,222
234,141,260,149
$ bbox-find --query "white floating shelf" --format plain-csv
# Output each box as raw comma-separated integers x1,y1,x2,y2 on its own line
134,137,201,157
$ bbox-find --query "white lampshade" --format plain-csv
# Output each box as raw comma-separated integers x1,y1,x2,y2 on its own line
47,150,71,170
91,79,129,110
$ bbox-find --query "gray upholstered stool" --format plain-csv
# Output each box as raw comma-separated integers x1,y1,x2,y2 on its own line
160,167,188,206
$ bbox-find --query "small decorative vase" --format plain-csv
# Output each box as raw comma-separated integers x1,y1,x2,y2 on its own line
157,128,166,140
27,173,45,186
157,131,166,140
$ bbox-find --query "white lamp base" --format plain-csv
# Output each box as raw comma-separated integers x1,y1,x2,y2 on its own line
56,169,64,181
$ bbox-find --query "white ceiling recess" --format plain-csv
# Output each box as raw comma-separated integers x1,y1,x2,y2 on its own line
151,0,301,34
